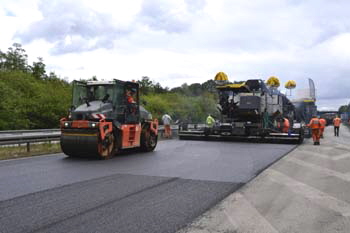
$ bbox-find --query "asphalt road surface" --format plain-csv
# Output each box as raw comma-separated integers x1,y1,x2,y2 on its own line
0,139,295,233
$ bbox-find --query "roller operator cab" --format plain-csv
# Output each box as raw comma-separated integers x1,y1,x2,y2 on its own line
60,80,158,159
179,77,305,144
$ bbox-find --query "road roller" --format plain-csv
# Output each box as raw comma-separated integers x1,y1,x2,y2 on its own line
179,74,305,144
60,79,158,158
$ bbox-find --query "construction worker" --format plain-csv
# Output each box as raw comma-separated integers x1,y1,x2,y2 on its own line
333,116,341,137
206,114,215,127
126,89,136,104
308,115,321,145
282,118,290,133
125,88,137,122
277,117,290,133
162,113,172,138
319,118,326,138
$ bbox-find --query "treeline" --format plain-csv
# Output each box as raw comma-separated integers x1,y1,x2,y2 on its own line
0,44,71,130
137,76,218,123
0,43,218,130
338,105,350,114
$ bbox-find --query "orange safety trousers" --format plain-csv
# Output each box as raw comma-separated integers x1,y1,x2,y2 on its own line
312,129,320,142
320,128,325,137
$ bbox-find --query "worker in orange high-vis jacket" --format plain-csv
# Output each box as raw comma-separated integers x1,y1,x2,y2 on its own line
308,116,321,145
278,117,290,133
333,116,341,137
282,118,290,133
319,118,326,138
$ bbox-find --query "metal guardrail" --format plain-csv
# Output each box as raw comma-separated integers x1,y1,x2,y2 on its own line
0,125,182,152
0,129,60,134
0,131,61,152
0,133,61,145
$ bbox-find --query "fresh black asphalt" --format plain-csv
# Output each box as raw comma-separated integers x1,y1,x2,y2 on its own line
0,139,295,233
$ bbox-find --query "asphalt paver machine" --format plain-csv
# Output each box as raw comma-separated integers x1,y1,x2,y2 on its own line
179,73,305,144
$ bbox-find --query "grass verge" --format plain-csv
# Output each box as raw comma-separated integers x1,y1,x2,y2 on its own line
0,143,61,161
0,134,175,161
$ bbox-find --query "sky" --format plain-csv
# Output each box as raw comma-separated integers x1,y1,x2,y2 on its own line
1,0,350,110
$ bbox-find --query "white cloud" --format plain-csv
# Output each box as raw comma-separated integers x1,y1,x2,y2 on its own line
137,0,207,33
1,0,350,110
14,0,133,54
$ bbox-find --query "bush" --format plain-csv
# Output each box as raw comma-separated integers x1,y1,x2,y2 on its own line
142,92,218,124
0,71,71,129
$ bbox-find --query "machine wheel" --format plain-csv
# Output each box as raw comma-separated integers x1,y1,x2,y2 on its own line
99,133,115,159
141,126,158,152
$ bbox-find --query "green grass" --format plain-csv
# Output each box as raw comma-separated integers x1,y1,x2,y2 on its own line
0,134,174,161
0,143,62,160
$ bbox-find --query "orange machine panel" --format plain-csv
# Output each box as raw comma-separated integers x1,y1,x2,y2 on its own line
121,124,141,149
71,120,89,128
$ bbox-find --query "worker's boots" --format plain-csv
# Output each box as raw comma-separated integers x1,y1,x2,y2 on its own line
314,141,320,145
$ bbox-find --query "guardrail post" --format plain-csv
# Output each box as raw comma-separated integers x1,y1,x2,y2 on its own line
27,142,30,152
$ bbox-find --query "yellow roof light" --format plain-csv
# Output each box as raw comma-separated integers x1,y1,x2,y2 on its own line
214,72,228,81
266,76,280,88
285,80,296,89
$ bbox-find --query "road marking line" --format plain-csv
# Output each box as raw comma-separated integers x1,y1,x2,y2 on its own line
284,157,350,181
295,149,350,161
222,192,280,233
267,169,350,217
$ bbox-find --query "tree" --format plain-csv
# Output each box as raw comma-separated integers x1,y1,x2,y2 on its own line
188,83,202,96
47,71,59,80
180,83,191,96
31,57,46,79
137,76,153,95
338,105,349,113
0,50,6,69
201,79,217,93
153,82,168,94
170,87,184,94
0,43,29,72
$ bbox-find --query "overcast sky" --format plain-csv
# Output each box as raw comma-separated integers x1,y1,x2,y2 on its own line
1,0,350,110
